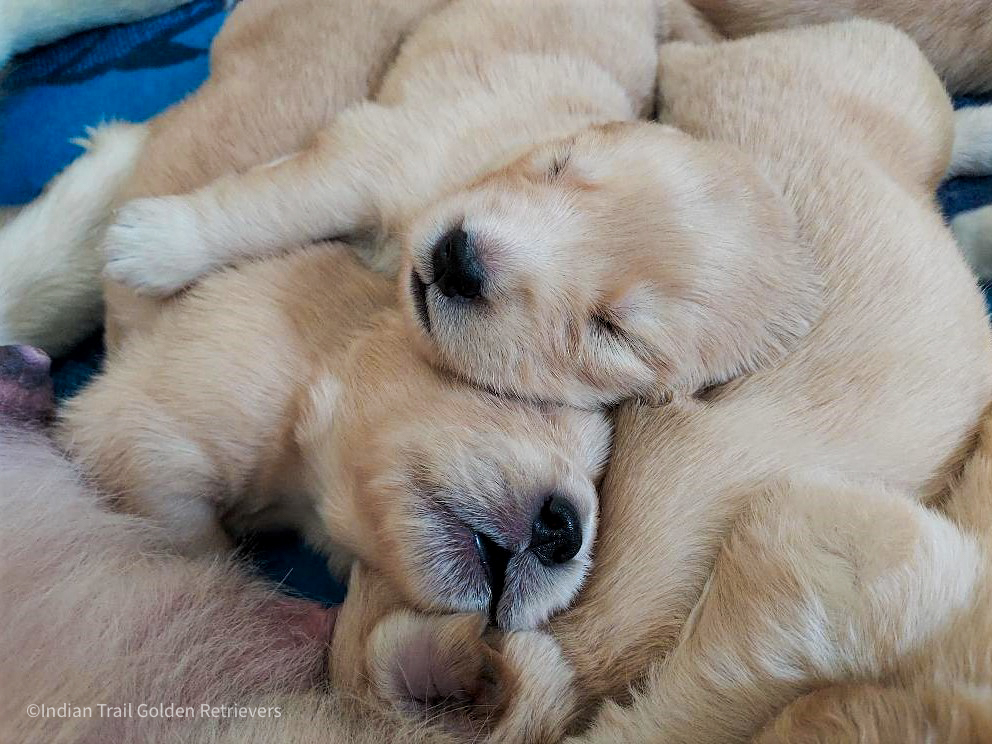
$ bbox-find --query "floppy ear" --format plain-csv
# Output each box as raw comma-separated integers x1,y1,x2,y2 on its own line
605,145,822,402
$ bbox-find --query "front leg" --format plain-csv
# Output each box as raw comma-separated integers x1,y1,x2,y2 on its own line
570,477,984,744
335,565,577,744
102,104,394,295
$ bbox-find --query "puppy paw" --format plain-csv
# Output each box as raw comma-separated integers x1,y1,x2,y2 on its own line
102,197,213,295
367,611,498,714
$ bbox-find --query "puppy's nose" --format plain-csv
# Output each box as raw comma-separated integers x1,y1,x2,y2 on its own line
530,496,582,566
431,228,484,299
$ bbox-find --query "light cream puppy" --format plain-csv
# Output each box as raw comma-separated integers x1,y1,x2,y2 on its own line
0,0,446,354
98,0,666,301
0,123,146,356
570,407,992,743
396,20,992,713
0,416,563,744
60,245,611,632
681,0,992,94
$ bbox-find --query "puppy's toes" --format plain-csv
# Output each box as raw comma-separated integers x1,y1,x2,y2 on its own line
102,197,213,295
367,611,498,714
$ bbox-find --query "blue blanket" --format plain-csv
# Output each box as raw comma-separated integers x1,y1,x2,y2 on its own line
1,1,989,607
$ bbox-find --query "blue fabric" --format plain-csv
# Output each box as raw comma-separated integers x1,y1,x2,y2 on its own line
1,3,991,605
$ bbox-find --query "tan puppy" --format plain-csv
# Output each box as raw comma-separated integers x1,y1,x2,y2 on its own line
97,0,666,303
681,0,992,94
569,406,992,743
0,0,446,355
394,19,992,715
60,245,611,631
0,410,558,744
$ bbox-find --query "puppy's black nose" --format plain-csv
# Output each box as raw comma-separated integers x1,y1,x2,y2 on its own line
431,228,484,299
530,496,582,566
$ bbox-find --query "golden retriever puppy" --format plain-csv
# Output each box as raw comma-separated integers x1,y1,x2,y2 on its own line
100,0,448,349
0,0,445,354
680,0,992,94
97,0,665,300
393,19,992,713
60,244,611,631
570,407,992,743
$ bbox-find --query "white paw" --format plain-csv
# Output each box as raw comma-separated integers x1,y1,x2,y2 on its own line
102,197,213,296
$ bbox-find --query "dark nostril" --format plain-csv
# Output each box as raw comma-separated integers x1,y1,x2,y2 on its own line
431,227,484,300
530,496,582,566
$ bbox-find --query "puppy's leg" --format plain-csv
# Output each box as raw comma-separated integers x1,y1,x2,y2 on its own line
951,205,992,281
947,105,992,179
101,106,399,296
568,478,984,744
335,565,576,744
58,371,231,555
0,123,147,355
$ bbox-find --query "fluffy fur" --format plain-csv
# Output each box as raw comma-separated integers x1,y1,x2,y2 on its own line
679,0,992,93
0,0,447,354
567,407,992,742
543,20,992,713
59,244,611,630
0,123,146,355
378,20,992,731
96,0,666,300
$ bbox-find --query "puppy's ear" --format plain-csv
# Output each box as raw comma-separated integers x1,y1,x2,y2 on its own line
615,149,822,401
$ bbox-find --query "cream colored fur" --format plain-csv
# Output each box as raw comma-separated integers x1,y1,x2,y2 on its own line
97,0,665,303
542,21,992,713
566,407,992,742
682,0,992,93
59,244,611,631
378,19,992,736
0,123,146,355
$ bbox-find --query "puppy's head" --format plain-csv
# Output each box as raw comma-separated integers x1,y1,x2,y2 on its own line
403,121,820,407
299,328,612,631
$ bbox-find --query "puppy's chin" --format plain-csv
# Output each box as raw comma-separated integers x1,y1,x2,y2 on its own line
494,549,591,630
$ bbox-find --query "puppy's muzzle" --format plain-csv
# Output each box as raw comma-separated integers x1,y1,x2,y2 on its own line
431,227,484,300
474,495,584,622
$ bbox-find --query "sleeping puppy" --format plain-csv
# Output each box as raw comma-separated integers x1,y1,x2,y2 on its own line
60,244,610,631
0,0,447,354
394,19,992,719
1,345,562,744
95,0,670,302
570,407,992,743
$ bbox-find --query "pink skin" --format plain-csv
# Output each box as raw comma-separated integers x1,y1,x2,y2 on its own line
0,344,339,683
0,345,55,424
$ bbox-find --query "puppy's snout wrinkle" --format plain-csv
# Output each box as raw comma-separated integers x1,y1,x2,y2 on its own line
530,496,582,566
432,227,484,299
